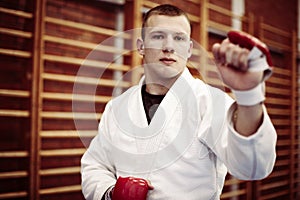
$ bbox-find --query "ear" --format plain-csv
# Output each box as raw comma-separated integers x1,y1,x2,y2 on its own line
136,38,145,56
187,40,193,58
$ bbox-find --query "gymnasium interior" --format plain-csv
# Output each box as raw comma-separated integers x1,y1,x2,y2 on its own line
0,0,299,199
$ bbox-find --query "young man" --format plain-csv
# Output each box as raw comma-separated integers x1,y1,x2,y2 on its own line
81,4,277,200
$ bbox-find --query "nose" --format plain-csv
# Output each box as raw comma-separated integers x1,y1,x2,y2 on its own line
162,36,175,53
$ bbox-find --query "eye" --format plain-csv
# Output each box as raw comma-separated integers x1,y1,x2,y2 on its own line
152,34,164,40
174,35,186,41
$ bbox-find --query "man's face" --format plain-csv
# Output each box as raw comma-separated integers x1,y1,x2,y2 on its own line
141,15,193,81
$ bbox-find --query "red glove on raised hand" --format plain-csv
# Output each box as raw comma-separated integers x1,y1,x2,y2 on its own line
227,30,273,80
112,177,154,200
224,30,273,106
228,30,272,66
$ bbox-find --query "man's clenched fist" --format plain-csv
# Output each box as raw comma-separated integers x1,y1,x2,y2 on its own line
112,177,154,200
212,30,273,91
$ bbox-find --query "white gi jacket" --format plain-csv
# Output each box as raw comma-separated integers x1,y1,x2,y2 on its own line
81,68,277,200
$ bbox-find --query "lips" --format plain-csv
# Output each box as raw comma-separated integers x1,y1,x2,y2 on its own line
159,57,176,65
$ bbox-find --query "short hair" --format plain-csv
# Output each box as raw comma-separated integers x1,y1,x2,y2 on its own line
141,4,191,40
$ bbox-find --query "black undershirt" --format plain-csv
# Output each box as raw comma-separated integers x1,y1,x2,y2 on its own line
141,85,165,124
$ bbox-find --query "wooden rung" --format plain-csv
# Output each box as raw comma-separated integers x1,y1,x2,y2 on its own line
0,48,31,58
41,111,102,120
267,76,291,86
0,191,27,199
142,1,159,9
40,130,97,138
195,63,290,78
274,127,291,134
275,159,290,167
261,180,289,190
271,119,291,126
265,87,290,96
187,62,202,70
265,98,291,106
42,73,131,88
44,35,130,55
276,139,291,146
220,189,246,199
0,89,30,97
39,185,81,195
0,171,28,179
268,169,289,178
223,178,243,186
206,52,214,59
276,149,290,156
0,109,30,117
191,48,203,57
40,166,80,176
0,7,32,18
267,108,290,116
0,27,32,38
259,190,289,200
186,0,200,4
263,38,291,52
208,3,245,20
273,67,291,76
40,148,86,157
43,54,130,71
276,129,290,136
205,78,224,87
208,20,232,33
260,23,291,38
187,14,200,23
0,151,28,157
42,92,111,103
45,17,130,39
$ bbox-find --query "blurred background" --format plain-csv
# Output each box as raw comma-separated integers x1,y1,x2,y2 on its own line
0,0,299,199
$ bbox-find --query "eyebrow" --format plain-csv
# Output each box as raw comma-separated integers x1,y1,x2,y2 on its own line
149,30,188,36
149,30,165,34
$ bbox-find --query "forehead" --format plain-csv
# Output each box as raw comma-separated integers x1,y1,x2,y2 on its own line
145,15,191,35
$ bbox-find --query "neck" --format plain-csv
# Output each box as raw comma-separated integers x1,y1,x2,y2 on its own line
143,67,185,95
144,73,180,95
145,83,169,95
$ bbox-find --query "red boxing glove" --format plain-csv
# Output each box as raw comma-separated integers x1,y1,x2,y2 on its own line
112,177,153,200
227,30,273,66
227,30,273,80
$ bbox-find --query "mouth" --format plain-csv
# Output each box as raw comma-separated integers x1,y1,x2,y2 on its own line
159,57,176,65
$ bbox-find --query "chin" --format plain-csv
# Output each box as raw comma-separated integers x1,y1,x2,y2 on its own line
159,67,182,80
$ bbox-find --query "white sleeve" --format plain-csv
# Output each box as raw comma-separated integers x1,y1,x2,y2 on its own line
81,103,116,200
199,85,277,180
223,103,277,180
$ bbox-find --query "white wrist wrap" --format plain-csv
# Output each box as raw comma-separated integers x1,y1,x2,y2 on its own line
231,47,271,106
232,82,265,106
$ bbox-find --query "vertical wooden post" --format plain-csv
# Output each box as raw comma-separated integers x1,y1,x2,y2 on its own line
124,0,143,85
290,30,297,200
200,0,208,50
30,0,45,199
259,17,264,41
197,0,208,81
247,12,254,35
246,181,253,200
